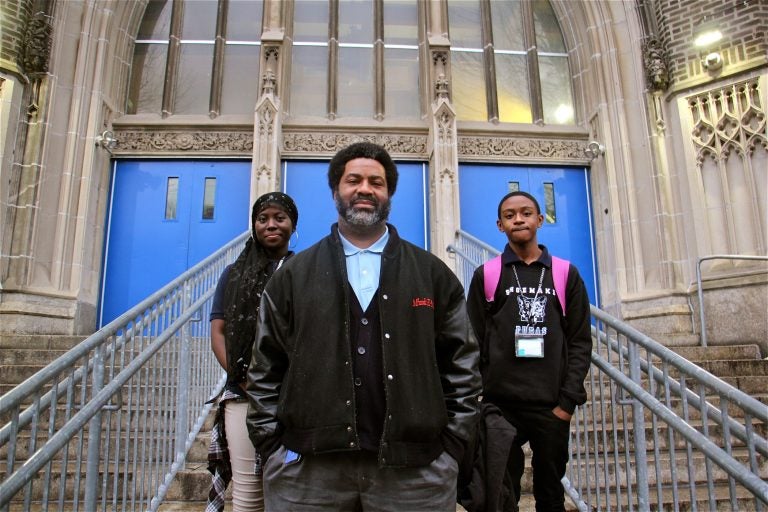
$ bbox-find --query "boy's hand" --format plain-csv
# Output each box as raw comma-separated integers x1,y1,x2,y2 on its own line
552,406,572,421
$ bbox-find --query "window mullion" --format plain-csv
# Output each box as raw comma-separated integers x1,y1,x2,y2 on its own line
521,0,543,124
328,0,339,119
162,0,185,118
374,0,384,120
209,0,229,118
480,0,498,123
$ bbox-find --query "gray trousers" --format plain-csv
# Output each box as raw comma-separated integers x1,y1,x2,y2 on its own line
263,446,458,511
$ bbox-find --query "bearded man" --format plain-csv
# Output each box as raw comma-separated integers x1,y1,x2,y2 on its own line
245,141,481,511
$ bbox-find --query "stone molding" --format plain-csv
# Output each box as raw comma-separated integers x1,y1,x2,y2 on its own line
457,135,589,163
111,127,591,162
281,132,429,157
112,130,254,155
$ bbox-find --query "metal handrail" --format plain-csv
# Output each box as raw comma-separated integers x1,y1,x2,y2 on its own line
696,254,768,346
0,231,248,511
449,230,768,511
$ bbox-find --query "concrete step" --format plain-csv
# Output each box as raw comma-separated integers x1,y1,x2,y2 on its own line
0,334,85,350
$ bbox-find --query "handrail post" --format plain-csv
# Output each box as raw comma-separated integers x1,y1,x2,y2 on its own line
628,342,651,510
84,344,106,510
174,280,192,463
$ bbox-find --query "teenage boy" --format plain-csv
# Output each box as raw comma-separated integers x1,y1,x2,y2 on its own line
466,191,592,512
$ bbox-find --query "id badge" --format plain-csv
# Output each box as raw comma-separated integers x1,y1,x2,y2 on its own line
515,332,544,358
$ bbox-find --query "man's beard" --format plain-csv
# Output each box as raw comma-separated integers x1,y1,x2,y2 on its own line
335,194,391,227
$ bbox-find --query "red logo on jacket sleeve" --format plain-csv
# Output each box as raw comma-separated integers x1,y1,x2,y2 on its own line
411,297,435,309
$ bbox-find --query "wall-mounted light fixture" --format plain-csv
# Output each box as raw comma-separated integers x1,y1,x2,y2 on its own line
95,130,118,150
584,141,605,161
693,16,724,72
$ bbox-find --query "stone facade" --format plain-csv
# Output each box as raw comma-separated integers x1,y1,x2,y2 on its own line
0,0,765,351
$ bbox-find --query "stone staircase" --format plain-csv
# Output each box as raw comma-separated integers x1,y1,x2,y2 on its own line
1,333,765,511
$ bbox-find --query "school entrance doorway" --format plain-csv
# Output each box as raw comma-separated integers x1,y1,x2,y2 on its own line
99,160,251,326
459,164,599,306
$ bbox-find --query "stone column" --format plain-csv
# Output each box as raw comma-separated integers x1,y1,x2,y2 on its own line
427,48,460,266
251,44,282,204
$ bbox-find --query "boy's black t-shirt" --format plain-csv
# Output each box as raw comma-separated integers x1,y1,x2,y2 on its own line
466,244,592,414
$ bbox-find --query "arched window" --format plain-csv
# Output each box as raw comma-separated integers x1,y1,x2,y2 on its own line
448,0,574,125
288,0,421,120
127,0,264,117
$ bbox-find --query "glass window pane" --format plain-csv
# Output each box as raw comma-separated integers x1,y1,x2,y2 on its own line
137,0,172,40
539,55,574,124
294,0,329,42
165,177,179,220
508,181,520,193
290,45,328,116
203,178,216,220
495,53,532,123
339,0,373,44
384,0,418,45
448,0,482,48
127,43,167,114
180,0,217,40
451,51,486,121
221,45,260,114
174,44,214,114
543,182,556,223
338,47,373,117
385,48,419,118
534,0,566,53
490,0,524,50
227,0,264,41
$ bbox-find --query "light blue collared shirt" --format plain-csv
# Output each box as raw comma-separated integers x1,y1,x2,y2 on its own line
339,227,389,311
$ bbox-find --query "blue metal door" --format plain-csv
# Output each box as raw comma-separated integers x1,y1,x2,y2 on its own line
100,160,251,326
282,161,429,251
459,164,599,306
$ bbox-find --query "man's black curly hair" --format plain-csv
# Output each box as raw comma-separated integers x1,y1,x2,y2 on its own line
327,141,398,196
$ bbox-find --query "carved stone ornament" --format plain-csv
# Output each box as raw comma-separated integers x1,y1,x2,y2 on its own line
282,133,428,156
642,37,670,92
20,11,53,76
458,136,587,161
113,130,254,154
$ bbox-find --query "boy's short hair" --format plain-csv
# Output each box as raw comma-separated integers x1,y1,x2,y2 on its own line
497,191,541,218
327,142,399,196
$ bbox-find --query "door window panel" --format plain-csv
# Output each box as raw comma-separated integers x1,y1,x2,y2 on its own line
543,182,556,223
165,177,179,220
202,177,216,220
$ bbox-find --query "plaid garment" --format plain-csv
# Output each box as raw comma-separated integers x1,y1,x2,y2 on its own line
206,390,240,512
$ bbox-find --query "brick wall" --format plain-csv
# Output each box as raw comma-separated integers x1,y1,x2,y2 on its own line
654,0,767,84
0,0,31,67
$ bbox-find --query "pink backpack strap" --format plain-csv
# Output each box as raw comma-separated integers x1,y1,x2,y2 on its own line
551,256,570,316
483,255,502,302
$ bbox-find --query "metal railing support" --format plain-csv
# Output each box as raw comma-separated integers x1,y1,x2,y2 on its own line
84,344,107,510
696,254,768,346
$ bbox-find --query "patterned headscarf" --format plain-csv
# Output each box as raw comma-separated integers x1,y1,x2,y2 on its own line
251,192,298,236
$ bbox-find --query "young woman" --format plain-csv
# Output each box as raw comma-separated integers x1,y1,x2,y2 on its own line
207,192,298,512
